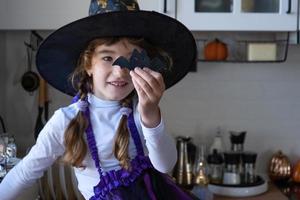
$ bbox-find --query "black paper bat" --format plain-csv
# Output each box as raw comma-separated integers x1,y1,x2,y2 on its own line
112,49,166,72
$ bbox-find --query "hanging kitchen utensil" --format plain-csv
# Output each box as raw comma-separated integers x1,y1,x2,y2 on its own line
44,80,49,122
30,30,44,51
0,115,6,134
34,77,46,140
21,42,39,92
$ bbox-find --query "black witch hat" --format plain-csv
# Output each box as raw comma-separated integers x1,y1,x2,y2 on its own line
36,0,197,96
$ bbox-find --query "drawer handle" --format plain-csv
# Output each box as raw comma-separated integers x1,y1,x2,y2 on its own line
286,0,291,13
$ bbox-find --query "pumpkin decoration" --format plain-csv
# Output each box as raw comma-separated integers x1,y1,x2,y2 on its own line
204,39,228,61
268,151,292,181
292,160,300,183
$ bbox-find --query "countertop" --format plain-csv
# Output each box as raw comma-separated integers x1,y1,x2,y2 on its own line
214,183,288,200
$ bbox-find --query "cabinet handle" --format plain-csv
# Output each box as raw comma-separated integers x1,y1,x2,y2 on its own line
163,0,167,13
286,0,291,13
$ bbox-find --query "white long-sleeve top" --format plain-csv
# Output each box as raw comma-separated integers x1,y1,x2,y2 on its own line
0,94,177,200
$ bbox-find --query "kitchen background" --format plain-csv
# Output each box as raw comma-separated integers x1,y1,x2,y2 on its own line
0,30,299,176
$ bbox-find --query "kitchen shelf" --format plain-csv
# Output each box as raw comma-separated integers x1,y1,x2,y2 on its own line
194,31,289,63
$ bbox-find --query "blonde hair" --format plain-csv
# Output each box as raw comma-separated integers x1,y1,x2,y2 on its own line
62,37,172,169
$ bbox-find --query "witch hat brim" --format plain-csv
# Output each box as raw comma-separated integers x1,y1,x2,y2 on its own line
36,10,197,96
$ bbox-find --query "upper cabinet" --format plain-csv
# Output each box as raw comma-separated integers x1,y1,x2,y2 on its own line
177,0,298,31
0,0,175,30
0,0,89,30
298,0,300,43
0,0,298,31
137,0,175,18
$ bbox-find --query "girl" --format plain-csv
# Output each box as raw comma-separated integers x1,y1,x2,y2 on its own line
0,0,197,199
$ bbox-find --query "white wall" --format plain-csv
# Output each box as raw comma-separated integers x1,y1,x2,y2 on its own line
0,31,71,155
1,31,300,175
161,44,300,174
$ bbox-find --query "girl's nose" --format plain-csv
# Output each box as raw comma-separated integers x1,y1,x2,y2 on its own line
113,65,128,75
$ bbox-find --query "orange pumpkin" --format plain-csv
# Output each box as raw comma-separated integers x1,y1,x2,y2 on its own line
204,39,228,61
292,160,300,183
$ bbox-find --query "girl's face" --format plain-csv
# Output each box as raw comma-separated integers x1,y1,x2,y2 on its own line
86,39,140,101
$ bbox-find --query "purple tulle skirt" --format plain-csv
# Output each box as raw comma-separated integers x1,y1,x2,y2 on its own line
93,168,199,200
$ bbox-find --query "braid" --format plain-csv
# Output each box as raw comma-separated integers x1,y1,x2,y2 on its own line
62,71,92,167
113,92,135,170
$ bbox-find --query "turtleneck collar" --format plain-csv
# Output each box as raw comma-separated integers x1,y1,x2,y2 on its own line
87,93,120,108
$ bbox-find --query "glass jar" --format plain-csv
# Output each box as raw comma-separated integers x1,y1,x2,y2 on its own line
242,152,257,184
223,152,241,185
229,131,246,152
207,149,223,184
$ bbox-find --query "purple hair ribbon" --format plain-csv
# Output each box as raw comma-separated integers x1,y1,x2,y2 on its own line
120,107,132,117
77,99,89,112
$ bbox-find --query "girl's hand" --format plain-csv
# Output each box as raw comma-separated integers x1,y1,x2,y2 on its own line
130,67,165,128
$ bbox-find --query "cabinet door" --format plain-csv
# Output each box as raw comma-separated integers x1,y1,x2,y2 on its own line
177,0,298,31
137,0,175,18
297,0,300,44
0,0,89,30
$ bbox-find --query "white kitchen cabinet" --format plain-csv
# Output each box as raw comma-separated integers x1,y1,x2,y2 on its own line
177,0,298,31
298,0,300,44
137,0,175,18
0,0,89,30
0,0,175,30
0,0,297,31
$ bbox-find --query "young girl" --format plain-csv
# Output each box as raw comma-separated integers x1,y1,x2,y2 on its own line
0,0,197,199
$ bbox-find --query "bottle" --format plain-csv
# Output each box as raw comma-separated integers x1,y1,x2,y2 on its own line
209,127,225,154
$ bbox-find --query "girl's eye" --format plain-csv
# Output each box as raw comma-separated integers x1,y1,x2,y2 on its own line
102,56,113,62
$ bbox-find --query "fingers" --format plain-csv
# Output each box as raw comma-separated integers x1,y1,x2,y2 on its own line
129,67,165,101
132,67,165,91
131,74,147,100
143,67,165,91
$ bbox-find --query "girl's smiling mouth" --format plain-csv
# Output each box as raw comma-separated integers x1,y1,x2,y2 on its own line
108,81,128,87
